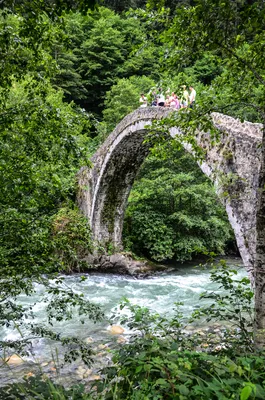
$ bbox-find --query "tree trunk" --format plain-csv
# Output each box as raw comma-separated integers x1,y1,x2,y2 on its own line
255,118,265,348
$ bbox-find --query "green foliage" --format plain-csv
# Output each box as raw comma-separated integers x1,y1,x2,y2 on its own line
0,374,92,399
1,0,263,385
51,7,159,114
51,206,94,272
123,148,234,262
52,44,89,102
0,77,92,276
1,0,98,16
155,0,265,122
0,11,58,88
99,349,265,399
94,264,261,400
184,52,223,86
100,0,146,13
190,261,254,353
0,76,104,356
0,7,103,359
102,75,155,133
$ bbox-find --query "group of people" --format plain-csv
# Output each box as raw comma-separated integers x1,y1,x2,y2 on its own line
139,85,196,109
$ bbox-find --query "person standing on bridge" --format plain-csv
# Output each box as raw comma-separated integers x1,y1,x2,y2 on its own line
181,85,189,108
157,88,165,107
149,88,157,106
139,93,148,107
189,86,196,108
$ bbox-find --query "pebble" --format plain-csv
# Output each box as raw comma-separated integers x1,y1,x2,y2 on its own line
83,369,92,378
88,374,101,381
6,354,24,365
76,366,88,378
108,325,124,335
195,330,206,336
98,344,109,350
25,372,35,378
41,362,49,367
117,336,127,344
84,337,93,344
185,325,195,331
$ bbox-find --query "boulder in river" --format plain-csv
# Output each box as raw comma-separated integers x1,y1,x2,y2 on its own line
83,252,169,276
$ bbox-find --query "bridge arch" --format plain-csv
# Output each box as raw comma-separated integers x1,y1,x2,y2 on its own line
77,107,262,276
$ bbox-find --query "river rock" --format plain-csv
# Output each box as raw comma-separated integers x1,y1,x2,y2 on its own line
84,336,93,344
214,345,226,351
6,354,24,365
41,362,49,367
81,251,169,276
195,330,206,336
76,366,87,377
108,325,124,335
82,254,95,266
109,254,127,268
25,372,35,378
101,261,113,270
88,374,101,381
83,369,92,378
117,336,127,344
99,255,110,264
98,343,109,350
184,325,196,332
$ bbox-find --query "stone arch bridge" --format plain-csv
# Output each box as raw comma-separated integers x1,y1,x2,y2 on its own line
77,107,262,276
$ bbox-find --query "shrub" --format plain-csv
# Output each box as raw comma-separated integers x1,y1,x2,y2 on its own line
94,263,260,400
51,206,94,273
0,375,92,400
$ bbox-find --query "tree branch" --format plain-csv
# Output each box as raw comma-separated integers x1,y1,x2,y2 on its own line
217,41,265,87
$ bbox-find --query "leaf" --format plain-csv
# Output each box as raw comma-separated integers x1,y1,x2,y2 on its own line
155,378,168,387
144,363,151,372
240,385,253,400
179,385,189,395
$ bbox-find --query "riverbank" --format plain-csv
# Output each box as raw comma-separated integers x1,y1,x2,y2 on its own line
0,257,246,389
70,252,241,278
80,252,170,277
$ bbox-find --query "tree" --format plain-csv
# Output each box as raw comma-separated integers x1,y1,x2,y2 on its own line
99,0,146,12
102,75,155,132
123,149,234,262
0,0,98,15
50,7,159,115
0,1,98,89
0,3,104,360
147,0,265,345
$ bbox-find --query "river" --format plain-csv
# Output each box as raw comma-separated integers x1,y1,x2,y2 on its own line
0,256,247,387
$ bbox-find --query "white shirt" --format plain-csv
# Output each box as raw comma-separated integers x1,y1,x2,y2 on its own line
158,93,165,103
189,88,196,103
139,96,147,107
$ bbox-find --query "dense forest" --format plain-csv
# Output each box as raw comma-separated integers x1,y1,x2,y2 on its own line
1,0,265,399
1,2,243,273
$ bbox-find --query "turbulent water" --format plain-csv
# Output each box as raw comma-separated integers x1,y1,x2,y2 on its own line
0,257,247,385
